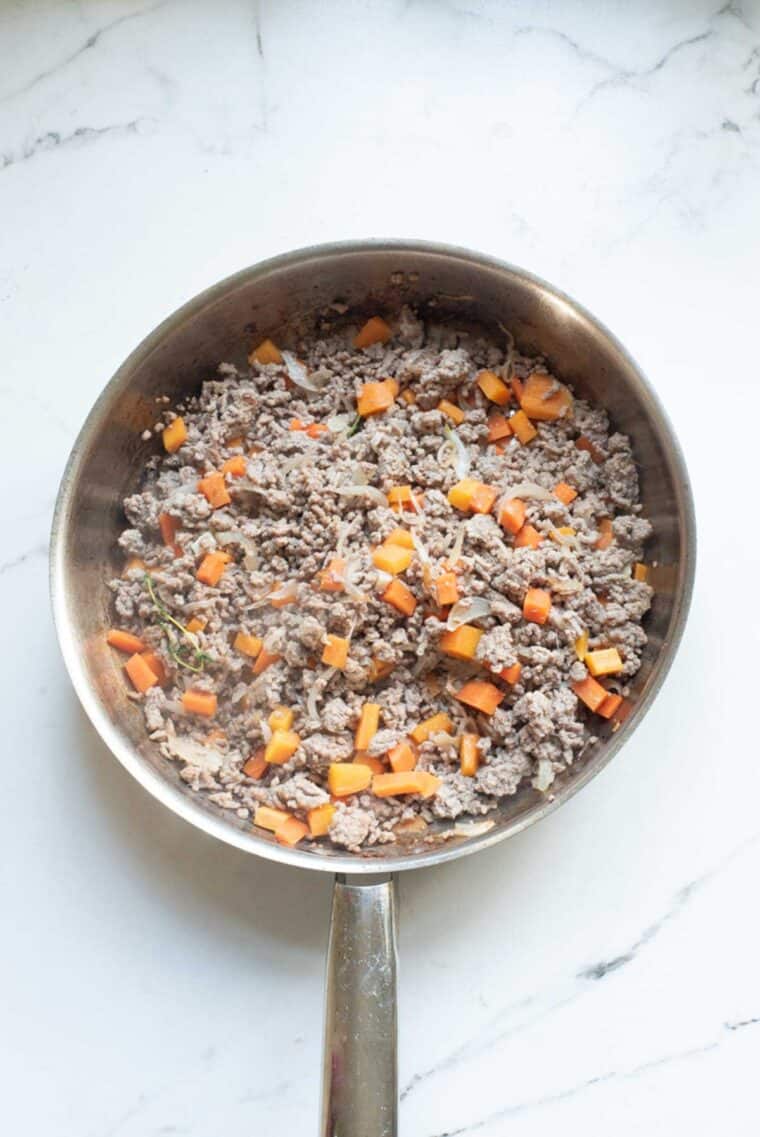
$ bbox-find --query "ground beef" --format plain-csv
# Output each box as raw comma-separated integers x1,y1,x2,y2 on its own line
108,305,653,849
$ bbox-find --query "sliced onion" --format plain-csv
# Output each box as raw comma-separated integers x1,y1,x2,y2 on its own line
375,569,392,591
306,685,321,720
335,521,350,558
447,597,492,630
445,426,471,480
453,818,496,838
269,580,299,604
216,528,257,557
282,350,327,392
500,481,553,502
430,730,458,751
166,735,223,772
448,519,467,563
335,485,388,508
411,530,431,566
344,557,368,602
327,412,353,434
532,759,555,792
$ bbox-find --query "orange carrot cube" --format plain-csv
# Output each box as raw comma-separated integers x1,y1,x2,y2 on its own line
459,733,480,777
498,497,526,535
434,570,459,607
254,805,291,832
125,652,158,693
487,413,512,442
268,706,294,731
353,316,392,349
439,624,483,660
275,817,310,846
585,648,623,677
196,551,232,586
182,689,217,717
523,588,552,625
318,556,346,592
197,472,231,509
249,338,283,365
107,629,146,654
372,543,414,574
385,528,415,549
234,631,263,658
221,455,247,477
553,481,577,505
597,692,624,719
447,478,498,514
634,562,649,582
519,373,573,421
572,676,608,712
307,802,336,837
388,740,417,773
265,729,301,765
438,399,465,424
243,750,268,779
455,679,504,715
328,763,372,797
509,410,537,444
499,662,522,684
477,370,511,405
355,703,381,750
322,634,350,669
252,647,281,675
382,578,417,616
357,379,399,416
514,524,543,549
162,417,187,453
410,712,453,744
595,518,614,550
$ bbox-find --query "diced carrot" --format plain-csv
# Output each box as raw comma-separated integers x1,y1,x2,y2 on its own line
254,805,291,832
249,338,283,365
595,518,614,550
498,497,526,536
550,527,576,541
353,316,392,349
306,422,328,438
634,562,649,582
162,417,187,453
265,729,301,765
382,578,417,616
107,629,146,654
487,413,512,442
182,689,217,717
355,703,381,751
357,378,399,416
372,771,441,798
125,652,158,693
372,543,413,574
234,631,262,658
269,583,297,608
410,712,453,744
585,648,623,677
439,624,483,660
519,373,573,421
492,443,506,456
328,763,372,797
386,528,415,549
400,388,416,405
197,472,231,509
477,370,511,405
514,524,543,549
307,802,336,837
268,706,294,731
221,455,247,477
388,740,417,773
275,817,309,846
576,435,605,464
140,650,167,686
387,485,413,508
460,733,480,777
196,551,232,586
554,481,577,505
289,418,305,431
523,588,552,625
243,750,268,779
318,556,346,592
252,647,281,675
369,657,395,682
574,631,589,660
186,616,206,634
353,754,386,774
447,478,498,514
434,570,459,607
509,409,537,444
322,634,350,669
597,693,624,720
455,679,504,715
499,662,522,684
159,512,181,554
572,676,608,712
438,399,465,424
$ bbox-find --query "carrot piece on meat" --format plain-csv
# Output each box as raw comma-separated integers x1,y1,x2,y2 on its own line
514,523,543,549
447,478,498,514
139,650,166,686
595,518,614,550
353,754,386,774
197,472,231,509
372,543,414,574
634,562,649,582
243,750,268,780
386,528,415,549
410,712,453,744
459,733,480,777
252,647,281,675
328,763,373,797
438,399,465,424
353,316,392,349
523,588,552,625
318,556,346,592
509,410,537,444
221,455,247,477
434,570,459,607
487,413,512,442
498,498,526,536
186,616,206,634
499,662,521,684
372,771,441,798
597,693,624,720
162,417,187,453
322,634,350,669
125,653,158,693
386,485,414,508
275,817,309,846
382,578,417,616
159,512,181,554
306,422,328,438
519,373,573,421
355,703,381,751
307,802,336,837
553,481,578,505
357,379,399,416
455,680,504,715
182,690,217,717
574,631,589,660
268,706,294,731
265,729,301,765
254,805,291,832
369,657,395,682
107,629,145,654
401,388,416,405
249,338,283,365
585,648,623,677
510,375,524,401
196,551,232,586
576,435,605,464
477,370,511,405
439,624,483,660
572,676,608,713
388,740,417,773
234,631,263,658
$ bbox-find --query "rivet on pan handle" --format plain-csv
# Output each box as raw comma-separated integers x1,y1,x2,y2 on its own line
321,874,398,1136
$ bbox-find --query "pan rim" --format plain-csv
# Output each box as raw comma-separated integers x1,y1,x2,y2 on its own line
50,238,697,874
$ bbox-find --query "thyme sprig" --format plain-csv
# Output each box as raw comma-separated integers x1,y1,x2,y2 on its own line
345,414,363,439
144,573,211,674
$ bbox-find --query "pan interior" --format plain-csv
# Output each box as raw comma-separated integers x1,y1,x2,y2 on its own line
51,242,694,873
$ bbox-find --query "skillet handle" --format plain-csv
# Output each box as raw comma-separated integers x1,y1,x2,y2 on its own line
320,873,398,1137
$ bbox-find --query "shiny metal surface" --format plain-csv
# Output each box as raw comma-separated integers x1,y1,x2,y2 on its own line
321,875,398,1137
50,239,696,875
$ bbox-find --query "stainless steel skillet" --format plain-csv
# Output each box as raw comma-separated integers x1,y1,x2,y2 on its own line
50,240,696,1135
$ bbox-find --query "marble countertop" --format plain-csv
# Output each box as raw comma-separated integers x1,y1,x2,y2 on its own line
2,1,759,1134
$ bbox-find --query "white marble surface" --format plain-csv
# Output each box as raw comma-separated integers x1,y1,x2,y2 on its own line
2,1,759,1133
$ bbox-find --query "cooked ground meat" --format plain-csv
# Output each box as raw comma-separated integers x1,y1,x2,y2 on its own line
109,307,653,851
